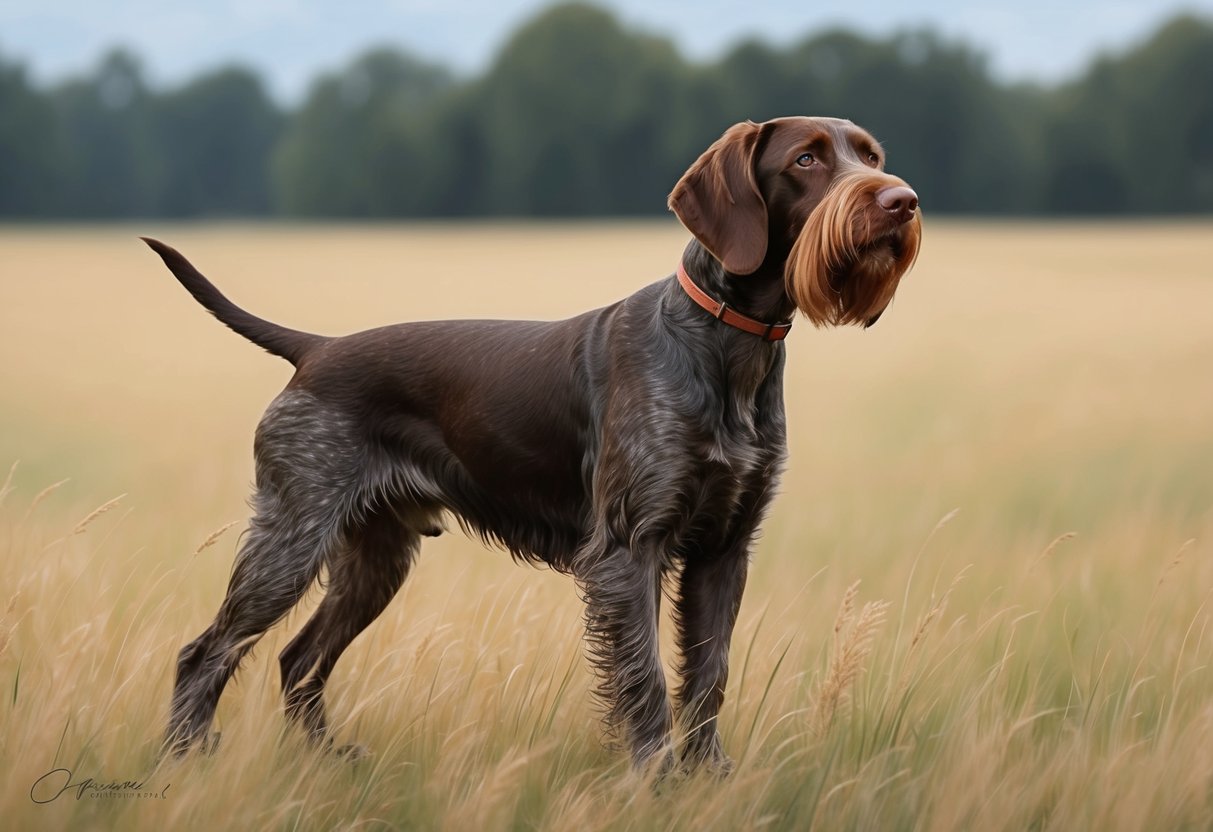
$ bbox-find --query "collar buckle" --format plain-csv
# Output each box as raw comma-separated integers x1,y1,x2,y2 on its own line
676,260,792,342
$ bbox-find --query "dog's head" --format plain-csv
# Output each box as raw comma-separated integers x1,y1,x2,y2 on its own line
668,116,922,327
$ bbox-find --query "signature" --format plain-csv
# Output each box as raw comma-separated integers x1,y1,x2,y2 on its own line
30,768,171,804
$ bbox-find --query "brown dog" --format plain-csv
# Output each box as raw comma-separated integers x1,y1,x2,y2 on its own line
146,116,921,773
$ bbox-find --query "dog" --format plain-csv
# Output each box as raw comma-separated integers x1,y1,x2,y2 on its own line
146,115,921,774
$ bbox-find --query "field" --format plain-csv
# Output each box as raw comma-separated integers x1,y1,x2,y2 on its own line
1,220,1212,830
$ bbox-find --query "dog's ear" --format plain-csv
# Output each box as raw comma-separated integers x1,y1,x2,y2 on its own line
668,121,769,276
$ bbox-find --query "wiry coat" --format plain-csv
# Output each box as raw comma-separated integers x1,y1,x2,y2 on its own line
150,115,921,773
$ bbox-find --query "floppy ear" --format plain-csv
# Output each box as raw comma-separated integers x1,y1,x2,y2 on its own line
667,121,769,275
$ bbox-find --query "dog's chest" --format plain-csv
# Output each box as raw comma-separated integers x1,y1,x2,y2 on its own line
659,445,762,567
687,351,780,509
674,413,771,547
703,423,764,483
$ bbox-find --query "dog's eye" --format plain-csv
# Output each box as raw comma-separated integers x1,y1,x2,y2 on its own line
867,152,880,166
796,153,815,167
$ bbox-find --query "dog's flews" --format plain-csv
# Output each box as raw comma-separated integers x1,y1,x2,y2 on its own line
147,116,921,774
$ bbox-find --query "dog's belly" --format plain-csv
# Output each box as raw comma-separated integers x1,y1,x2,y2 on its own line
445,417,590,518
370,403,592,569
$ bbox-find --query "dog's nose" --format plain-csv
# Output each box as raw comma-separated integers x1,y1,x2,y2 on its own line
876,186,919,224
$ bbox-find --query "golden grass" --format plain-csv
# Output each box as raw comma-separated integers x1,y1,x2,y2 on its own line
1,220,1211,830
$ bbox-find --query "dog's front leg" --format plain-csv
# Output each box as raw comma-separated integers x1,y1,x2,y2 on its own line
578,541,673,774
673,551,748,775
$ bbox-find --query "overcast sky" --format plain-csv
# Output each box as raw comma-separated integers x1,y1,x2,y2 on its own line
2,0,1210,102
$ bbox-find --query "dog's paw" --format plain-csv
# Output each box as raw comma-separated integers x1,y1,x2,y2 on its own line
631,743,679,790
160,729,222,761
680,742,734,779
698,752,734,779
331,742,371,762
201,731,222,756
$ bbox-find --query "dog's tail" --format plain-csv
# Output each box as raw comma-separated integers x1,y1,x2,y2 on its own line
141,237,327,366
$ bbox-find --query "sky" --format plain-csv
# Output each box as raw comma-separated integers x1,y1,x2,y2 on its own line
2,0,1210,102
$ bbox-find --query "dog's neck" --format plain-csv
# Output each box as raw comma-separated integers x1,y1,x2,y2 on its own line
680,240,796,325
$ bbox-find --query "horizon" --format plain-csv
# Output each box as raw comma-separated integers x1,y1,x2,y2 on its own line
3,0,1212,103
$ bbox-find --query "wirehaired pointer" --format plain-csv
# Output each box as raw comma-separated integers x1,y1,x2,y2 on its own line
145,116,922,774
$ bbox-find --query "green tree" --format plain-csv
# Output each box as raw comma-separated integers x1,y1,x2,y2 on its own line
273,48,452,216
771,29,1043,213
1044,15,1213,213
470,2,690,215
50,49,156,217
2,6,1211,219
0,51,65,216
150,67,282,216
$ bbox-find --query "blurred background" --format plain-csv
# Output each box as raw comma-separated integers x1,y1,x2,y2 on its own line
2,0,1212,219
3,5,1213,829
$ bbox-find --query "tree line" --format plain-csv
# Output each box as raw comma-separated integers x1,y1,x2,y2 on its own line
2,3,1211,219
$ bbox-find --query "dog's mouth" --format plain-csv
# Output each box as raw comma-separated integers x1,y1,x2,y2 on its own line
830,227,909,282
784,183,922,327
857,229,904,260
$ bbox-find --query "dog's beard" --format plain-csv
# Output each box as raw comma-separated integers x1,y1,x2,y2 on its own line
785,173,922,327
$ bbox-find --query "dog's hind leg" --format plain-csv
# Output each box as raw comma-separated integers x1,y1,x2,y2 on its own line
165,490,341,755
278,501,423,754
164,392,361,756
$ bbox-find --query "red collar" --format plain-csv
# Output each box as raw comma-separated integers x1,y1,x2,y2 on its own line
676,261,792,342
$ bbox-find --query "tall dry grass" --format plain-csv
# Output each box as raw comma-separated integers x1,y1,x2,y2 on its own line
1,221,1211,830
